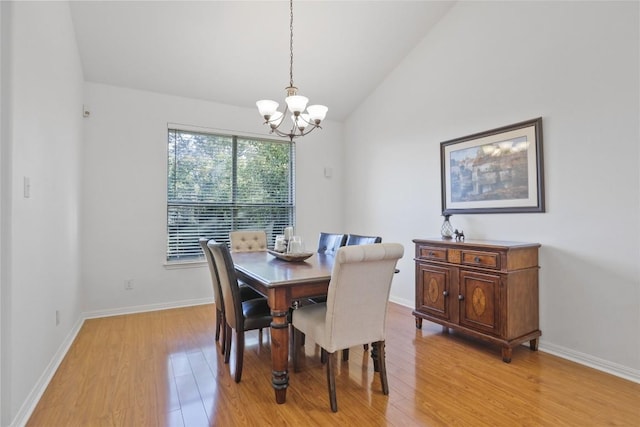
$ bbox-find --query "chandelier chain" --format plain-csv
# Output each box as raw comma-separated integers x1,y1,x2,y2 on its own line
289,0,294,88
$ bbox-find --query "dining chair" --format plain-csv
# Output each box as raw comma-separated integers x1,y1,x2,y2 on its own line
199,238,264,356
208,240,273,382
312,232,347,358
291,243,404,412
345,233,382,246
313,232,382,360
343,233,382,357
309,232,347,307
317,232,347,256
229,230,268,252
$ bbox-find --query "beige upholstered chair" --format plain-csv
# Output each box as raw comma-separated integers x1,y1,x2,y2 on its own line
208,240,272,383
344,233,382,357
315,233,383,359
229,230,268,253
199,238,263,355
291,243,404,412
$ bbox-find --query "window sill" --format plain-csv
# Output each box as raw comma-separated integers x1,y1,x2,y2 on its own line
163,259,207,269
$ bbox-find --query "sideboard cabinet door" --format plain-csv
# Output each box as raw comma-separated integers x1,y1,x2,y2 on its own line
458,270,500,336
415,262,453,323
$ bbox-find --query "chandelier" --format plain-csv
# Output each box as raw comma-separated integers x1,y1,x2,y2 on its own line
256,0,328,141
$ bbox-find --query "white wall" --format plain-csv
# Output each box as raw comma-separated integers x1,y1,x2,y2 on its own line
0,2,7,424
345,1,639,377
81,83,344,315
1,1,84,425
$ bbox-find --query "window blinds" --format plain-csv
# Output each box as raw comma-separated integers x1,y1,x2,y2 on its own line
167,129,295,261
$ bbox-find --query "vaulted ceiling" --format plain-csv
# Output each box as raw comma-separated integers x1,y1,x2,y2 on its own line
69,1,454,121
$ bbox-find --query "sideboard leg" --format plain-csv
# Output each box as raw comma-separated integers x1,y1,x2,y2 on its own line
415,317,422,329
501,347,512,363
529,338,539,351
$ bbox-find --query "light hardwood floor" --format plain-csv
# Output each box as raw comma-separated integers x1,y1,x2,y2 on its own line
27,303,639,426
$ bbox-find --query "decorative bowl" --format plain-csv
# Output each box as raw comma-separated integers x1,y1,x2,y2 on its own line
267,249,314,262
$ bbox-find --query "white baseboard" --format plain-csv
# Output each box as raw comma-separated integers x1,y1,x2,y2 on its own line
10,297,214,427
388,296,640,384
539,342,640,384
389,295,413,309
11,316,84,427
83,297,214,319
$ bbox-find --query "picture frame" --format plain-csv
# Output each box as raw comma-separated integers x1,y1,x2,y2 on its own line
441,117,545,214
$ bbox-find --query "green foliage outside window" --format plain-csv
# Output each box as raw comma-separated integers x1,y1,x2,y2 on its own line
167,129,295,261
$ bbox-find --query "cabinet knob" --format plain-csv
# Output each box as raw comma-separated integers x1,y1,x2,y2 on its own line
443,291,449,297
474,256,481,263
458,294,464,301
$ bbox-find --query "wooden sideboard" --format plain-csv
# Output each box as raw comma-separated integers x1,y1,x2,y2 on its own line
412,238,541,362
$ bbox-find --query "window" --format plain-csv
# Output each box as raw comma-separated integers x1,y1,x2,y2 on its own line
167,128,295,261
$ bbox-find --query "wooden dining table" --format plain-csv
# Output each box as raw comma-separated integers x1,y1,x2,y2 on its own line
232,250,334,404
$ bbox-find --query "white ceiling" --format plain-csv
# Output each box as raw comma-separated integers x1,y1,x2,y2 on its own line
69,1,454,121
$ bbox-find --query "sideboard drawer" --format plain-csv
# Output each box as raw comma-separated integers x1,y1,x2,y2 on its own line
461,250,500,270
418,246,447,262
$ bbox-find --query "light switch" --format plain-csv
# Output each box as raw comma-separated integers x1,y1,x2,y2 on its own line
324,167,332,178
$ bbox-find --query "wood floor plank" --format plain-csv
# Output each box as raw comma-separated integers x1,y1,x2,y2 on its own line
26,303,640,426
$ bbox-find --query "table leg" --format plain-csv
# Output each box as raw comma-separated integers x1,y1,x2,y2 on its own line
268,289,291,404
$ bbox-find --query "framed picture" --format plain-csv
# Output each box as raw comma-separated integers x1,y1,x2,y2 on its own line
441,117,544,214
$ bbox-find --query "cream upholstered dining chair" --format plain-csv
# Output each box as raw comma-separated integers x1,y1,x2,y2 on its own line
199,238,263,356
207,240,272,383
229,230,268,252
343,233,382,356
312,232,383,360
291,243,404,412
